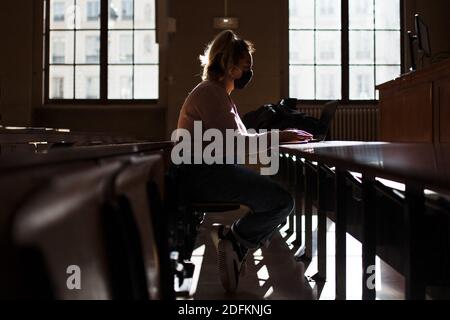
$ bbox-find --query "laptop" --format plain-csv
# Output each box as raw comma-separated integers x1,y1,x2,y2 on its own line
283,100,339,144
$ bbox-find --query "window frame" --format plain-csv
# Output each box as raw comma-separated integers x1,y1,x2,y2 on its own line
44,0,159,105
287,0,405,105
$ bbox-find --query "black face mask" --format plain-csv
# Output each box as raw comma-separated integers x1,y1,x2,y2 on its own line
234,69,253,90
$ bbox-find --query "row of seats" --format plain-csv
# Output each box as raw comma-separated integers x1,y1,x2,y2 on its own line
0,130,178,299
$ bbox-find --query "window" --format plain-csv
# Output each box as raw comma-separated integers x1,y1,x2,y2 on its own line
120,76,132,99
108,0,158,99
85,35,100,63
51,77,65,98
289,0,342,100
119,34,133,62
52,38,66,63
87,0,100,21
86,76,100,98
289,0,401,101
53,1,65,22
121,0,133,20
46,0,159,102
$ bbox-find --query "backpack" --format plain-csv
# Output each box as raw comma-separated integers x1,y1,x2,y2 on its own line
242,98,325,136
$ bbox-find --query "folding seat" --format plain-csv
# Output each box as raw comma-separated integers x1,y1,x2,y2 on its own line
111,153,173,300
10,162,127,299
0,162,97,299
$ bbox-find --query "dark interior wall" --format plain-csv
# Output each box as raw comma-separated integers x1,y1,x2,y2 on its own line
403,0,450,69
165,0,285,136
34,104,167,140
0,0,449,139
0,0,34,126
34,105,166,139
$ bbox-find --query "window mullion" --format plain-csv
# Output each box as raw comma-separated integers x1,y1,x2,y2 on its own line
45,0,51,103
100,0,108,101
342,0,349,102
132,0,135,99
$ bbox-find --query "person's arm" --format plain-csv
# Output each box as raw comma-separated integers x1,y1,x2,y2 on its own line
192,86,312,152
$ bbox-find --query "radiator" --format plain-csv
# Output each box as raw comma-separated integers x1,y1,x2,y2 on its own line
298,104,379,141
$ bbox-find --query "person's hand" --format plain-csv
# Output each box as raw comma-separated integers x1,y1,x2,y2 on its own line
279,129,313,143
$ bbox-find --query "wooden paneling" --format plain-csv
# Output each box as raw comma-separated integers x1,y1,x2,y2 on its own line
377,59,450,143
438,77,450,142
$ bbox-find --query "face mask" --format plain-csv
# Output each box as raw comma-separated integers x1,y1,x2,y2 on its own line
234,69,253,90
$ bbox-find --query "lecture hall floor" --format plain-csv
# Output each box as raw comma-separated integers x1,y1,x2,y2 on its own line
183,207,408,300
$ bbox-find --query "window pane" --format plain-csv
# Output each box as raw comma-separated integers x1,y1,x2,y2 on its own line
316,31,341,65
316,0,341,30
109,0,133,29
75,66,100,99
290,66,315,100
349,0,374,29
77,0,101,29
135,31,158,64
375,0,400,30
76,31,100,64
289,31,314,64
135,0,155,29
350,66,375,100
376,31,400,64
289,0,314,29
134,65,158,99
49,66,74,99
316,66,341,99
108,66,133,99
108,31,133,63
376,66,400,86
50,31,74,64
50,0,74,29
349,31,374,64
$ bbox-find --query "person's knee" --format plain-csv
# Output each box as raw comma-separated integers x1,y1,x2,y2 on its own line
274,187,294,219
283,191,295,217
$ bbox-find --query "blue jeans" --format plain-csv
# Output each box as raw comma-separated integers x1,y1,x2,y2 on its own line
174,164,294,249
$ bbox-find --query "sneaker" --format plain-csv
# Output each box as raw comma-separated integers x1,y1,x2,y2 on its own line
216,226,248,293
210,223,226,252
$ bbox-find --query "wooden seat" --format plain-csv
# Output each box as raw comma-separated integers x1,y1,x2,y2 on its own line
10,162,125,299
112,153,171,300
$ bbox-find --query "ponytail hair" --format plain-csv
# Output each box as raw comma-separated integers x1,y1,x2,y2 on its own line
199,30,255,81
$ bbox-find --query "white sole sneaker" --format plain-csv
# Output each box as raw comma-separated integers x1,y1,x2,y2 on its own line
210,223,225,253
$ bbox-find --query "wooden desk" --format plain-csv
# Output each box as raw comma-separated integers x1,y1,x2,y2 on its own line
280,141,450,300
376,59,450,143
0,141,174,172
0,127,139,145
